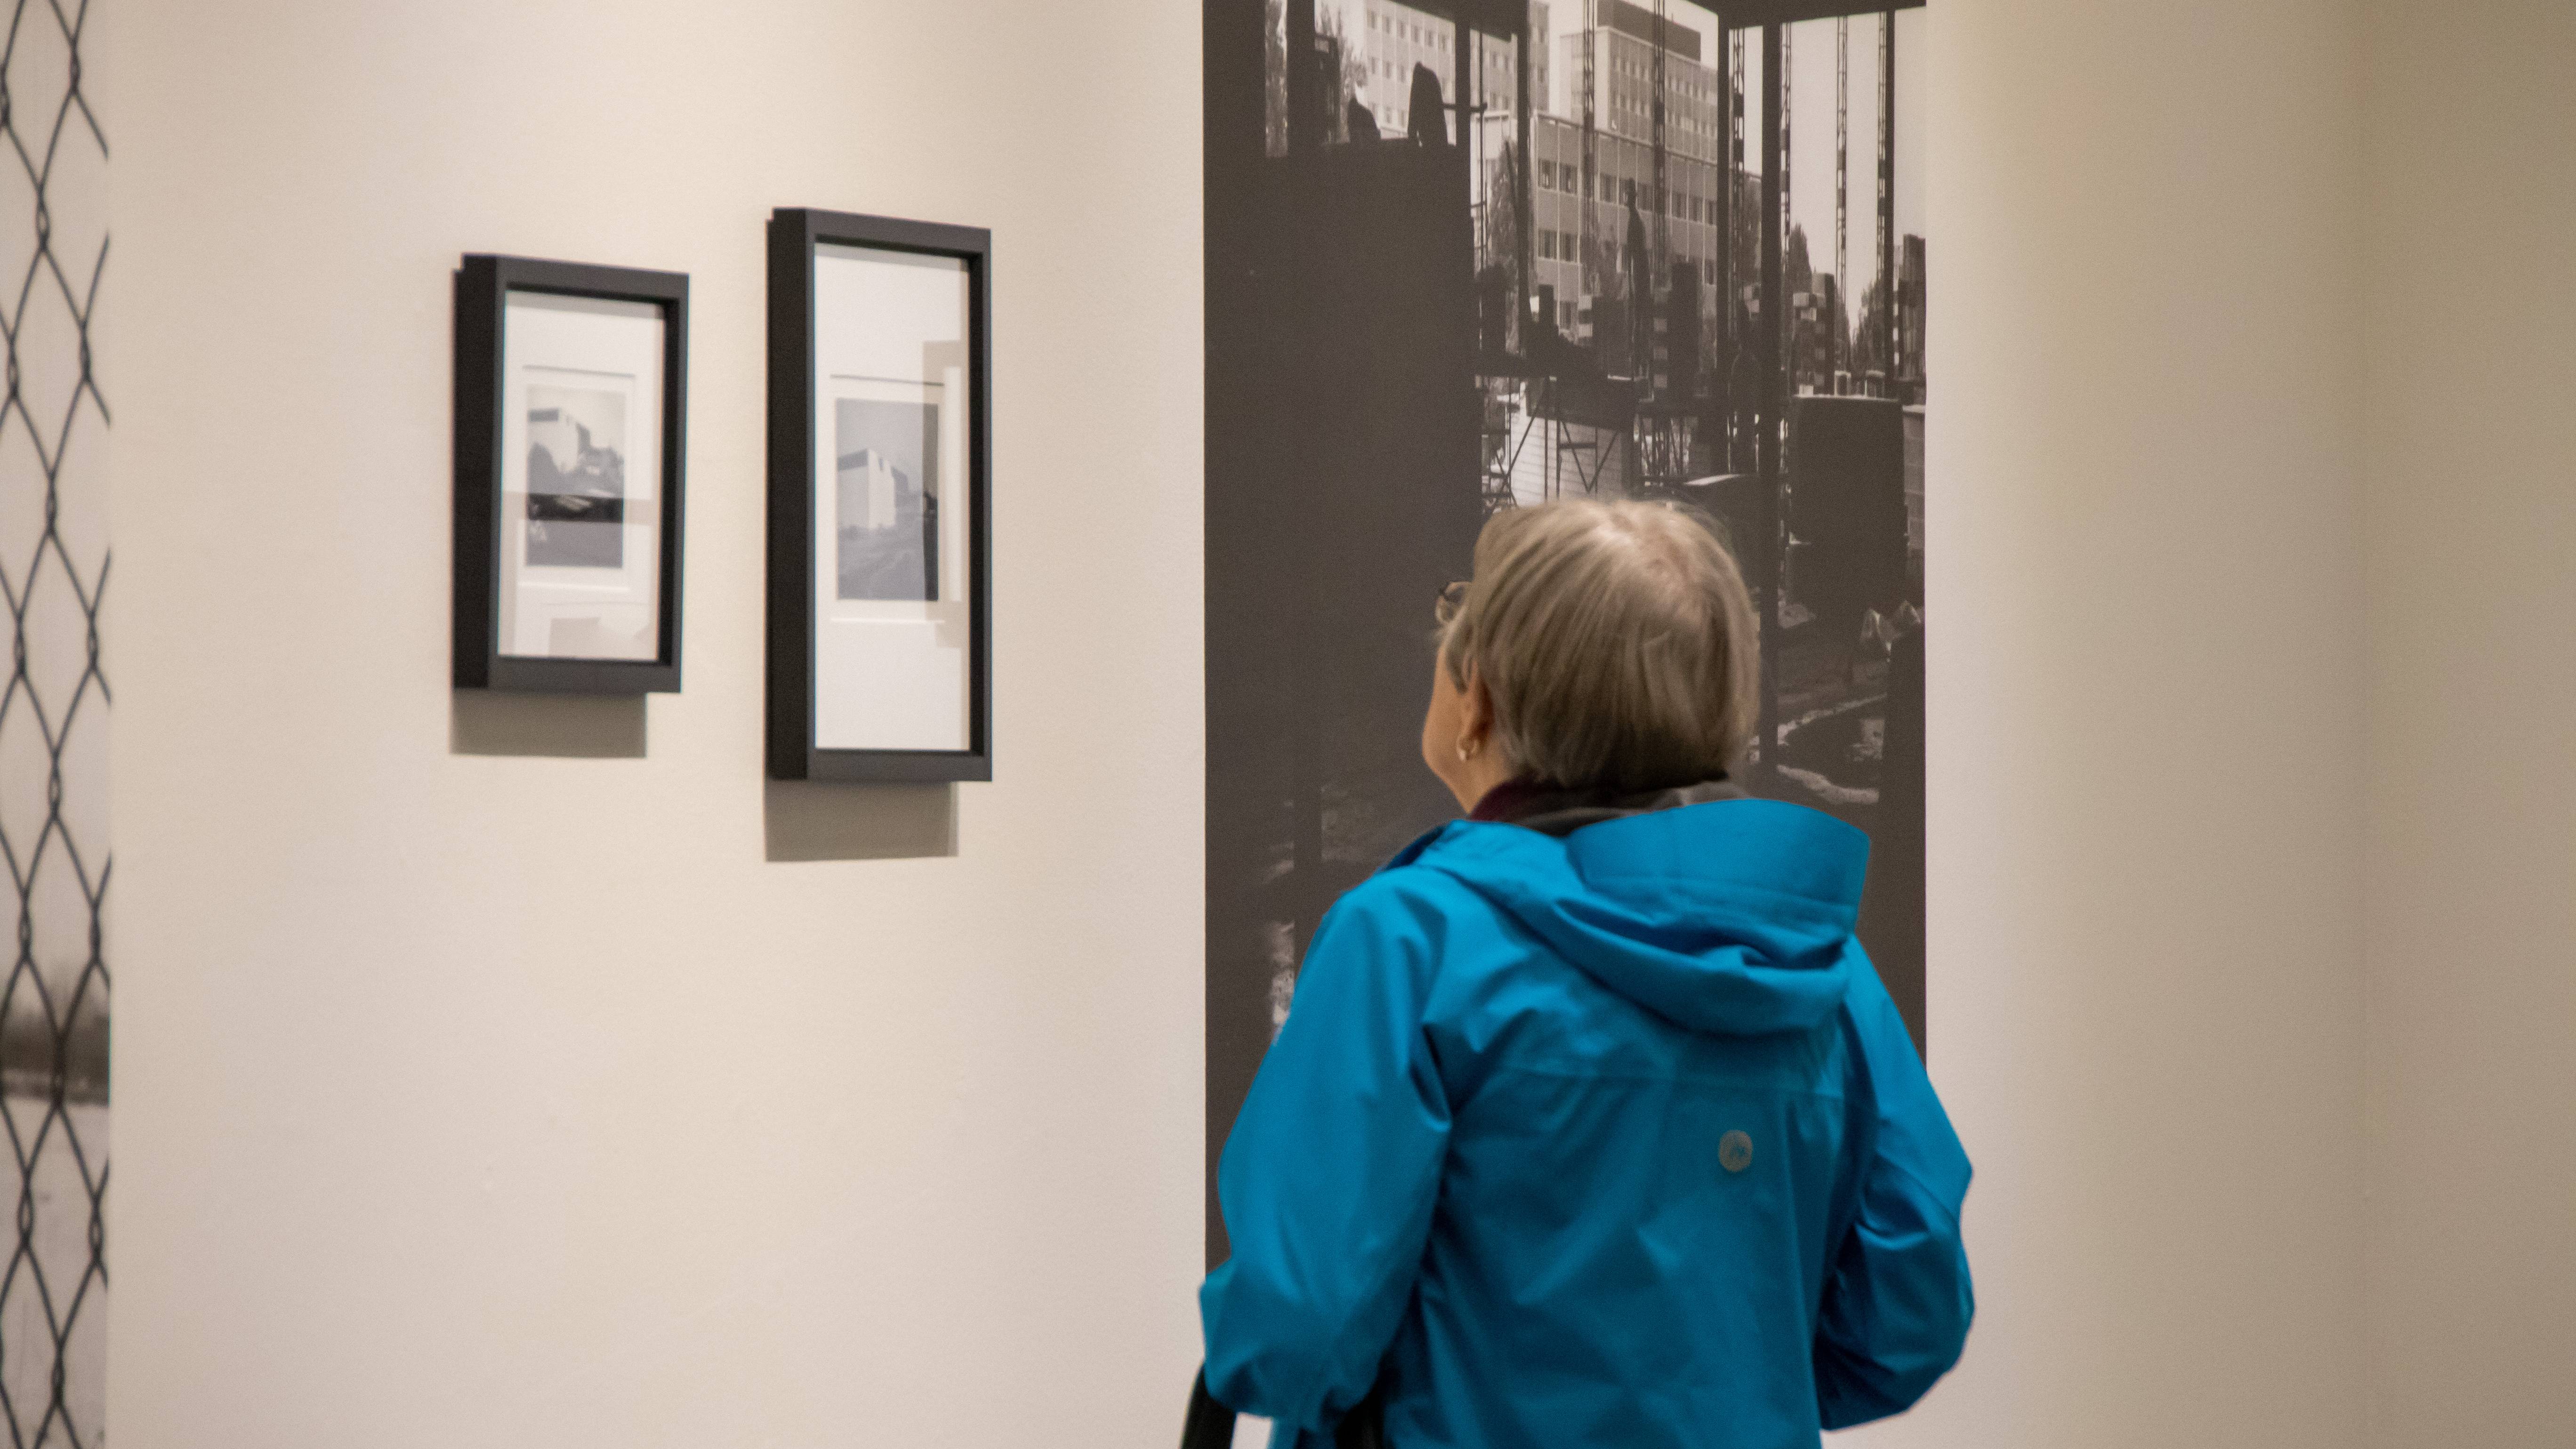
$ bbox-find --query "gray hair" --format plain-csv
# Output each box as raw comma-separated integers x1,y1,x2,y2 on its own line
1438,499,1761,790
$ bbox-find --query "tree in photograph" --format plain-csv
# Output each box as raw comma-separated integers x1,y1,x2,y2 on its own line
1266,0,1288,155
1316,7,1368,145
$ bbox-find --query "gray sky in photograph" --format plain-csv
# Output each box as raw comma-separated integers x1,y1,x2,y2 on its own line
1538,2,1928,293
1785,15,1882,290
1328,0,1930,294
527,383,625,463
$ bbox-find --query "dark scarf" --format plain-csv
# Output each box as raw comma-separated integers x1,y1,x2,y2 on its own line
1468,775,1747,838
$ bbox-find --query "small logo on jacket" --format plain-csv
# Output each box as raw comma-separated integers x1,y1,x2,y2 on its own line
1719,1130,1754,1174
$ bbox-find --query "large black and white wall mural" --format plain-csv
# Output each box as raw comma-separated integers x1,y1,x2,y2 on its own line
1205,0,1926,1256
0,0,110,1439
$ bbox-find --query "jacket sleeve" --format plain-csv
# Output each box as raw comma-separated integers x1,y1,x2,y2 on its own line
1199,879,1452,1436
1813,961,1975,1429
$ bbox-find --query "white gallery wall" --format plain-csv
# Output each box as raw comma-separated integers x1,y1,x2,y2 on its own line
107,1,1203,1443
1849,0,2374,1445
1849,0,2573,1443
2359,0,2576,1442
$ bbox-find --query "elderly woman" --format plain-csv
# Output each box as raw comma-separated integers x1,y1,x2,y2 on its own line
1199,499,1972,1448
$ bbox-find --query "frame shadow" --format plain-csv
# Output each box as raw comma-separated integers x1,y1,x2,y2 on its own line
450,691,648,759
763,780,957,862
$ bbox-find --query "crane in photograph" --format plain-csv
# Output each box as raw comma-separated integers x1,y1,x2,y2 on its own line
1835,13,1849,387
1634,0,1679,477
1877,9,1897,391
1781,22,1795,392
1781,19,1792,267
1579,0,1602,315
1650,0,1670,291
1729,24,1746,370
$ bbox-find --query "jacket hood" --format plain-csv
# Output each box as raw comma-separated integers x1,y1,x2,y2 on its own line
1400,797,1871,1036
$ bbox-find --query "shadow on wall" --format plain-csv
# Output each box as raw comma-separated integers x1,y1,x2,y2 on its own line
446,693,955,861
450,690,648,758
763,781,957,862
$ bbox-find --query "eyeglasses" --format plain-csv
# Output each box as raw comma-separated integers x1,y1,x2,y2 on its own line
1434,580,1469,627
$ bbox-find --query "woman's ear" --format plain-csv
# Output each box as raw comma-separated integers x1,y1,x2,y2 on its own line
1458,666,1496,756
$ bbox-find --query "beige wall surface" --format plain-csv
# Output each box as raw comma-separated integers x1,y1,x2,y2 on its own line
1842,0,2373,1445
2360,1,2576,1444
106,2,1203,1444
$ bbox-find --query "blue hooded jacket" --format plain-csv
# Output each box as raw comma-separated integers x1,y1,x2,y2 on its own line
1200,797,1972,1448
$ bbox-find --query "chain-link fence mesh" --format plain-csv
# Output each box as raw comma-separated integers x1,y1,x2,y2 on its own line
0,0,108,1443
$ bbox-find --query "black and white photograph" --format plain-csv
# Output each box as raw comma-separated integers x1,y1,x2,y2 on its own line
766,209,991,783
0,14,107,1435
524,384,628,570
835,394,942,603
1204,0,1928,1257
452,254,688,694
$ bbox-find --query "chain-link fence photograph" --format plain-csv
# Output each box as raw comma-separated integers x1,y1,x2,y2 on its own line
0,0,109,1443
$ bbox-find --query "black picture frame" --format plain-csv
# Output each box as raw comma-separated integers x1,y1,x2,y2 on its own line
766,208,994,783
454,254,689,694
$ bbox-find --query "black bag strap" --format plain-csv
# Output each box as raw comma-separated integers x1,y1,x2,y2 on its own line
1179,1369,1236,1449
1179,1367,1388,1449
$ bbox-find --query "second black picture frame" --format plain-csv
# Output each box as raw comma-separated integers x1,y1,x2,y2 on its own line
767,209,993,783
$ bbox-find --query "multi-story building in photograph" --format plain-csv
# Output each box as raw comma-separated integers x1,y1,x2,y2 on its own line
1512,1,1740,370
1526,119,1735,338
836,448,902,532
1552,0,1721,163
1352,0,1549,140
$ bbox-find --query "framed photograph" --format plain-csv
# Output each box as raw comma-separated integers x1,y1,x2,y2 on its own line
454,255,687,693
767,209,992,782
